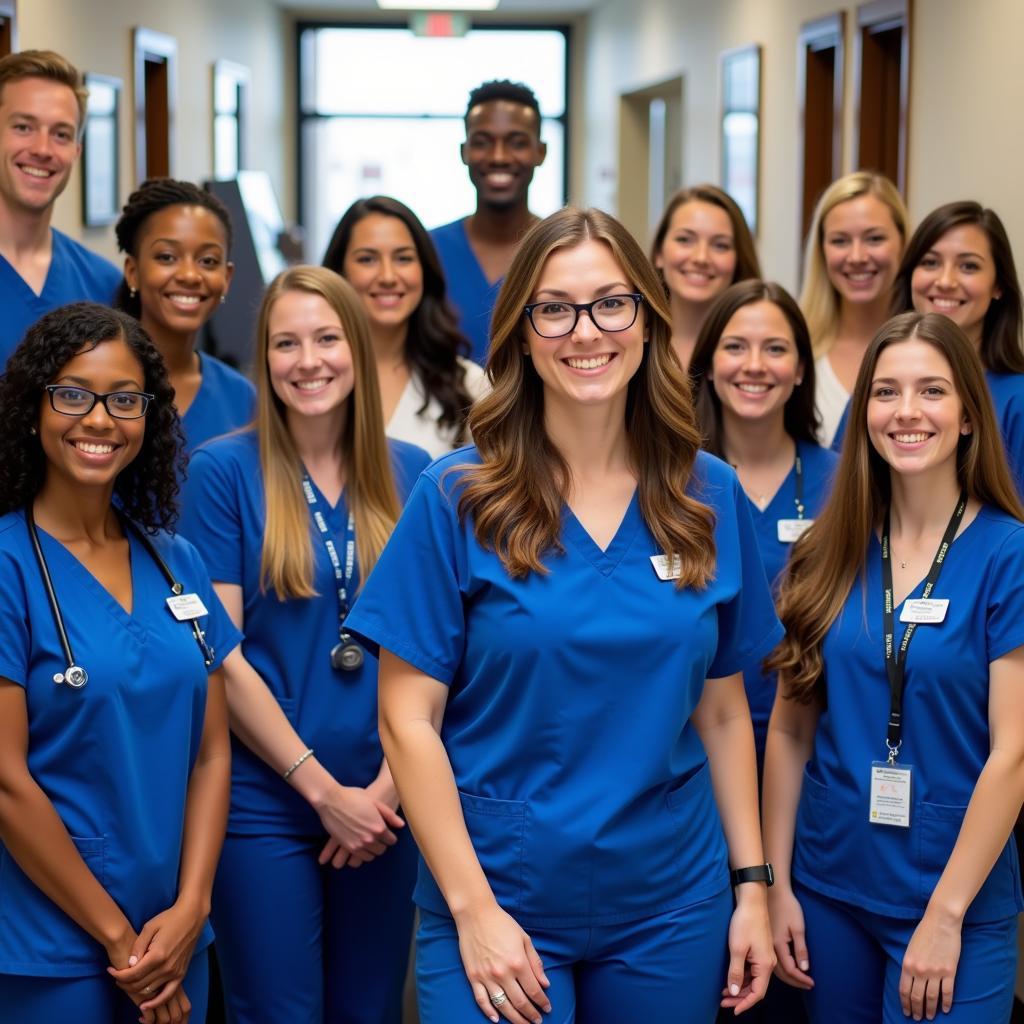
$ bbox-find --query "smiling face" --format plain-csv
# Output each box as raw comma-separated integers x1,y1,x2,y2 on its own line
710,300,802,428
462,100,546,211
124,203,233,339
910,224,1001,348
822,194,902,308
341,212,424,335
38,338,147,495
524,239,646,412
655,200,738,307
0,76,81,215
266,289,355,428
867,337,970,480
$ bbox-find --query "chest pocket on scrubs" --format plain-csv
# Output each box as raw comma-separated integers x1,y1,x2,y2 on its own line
0,835,107,969
459,791,526,914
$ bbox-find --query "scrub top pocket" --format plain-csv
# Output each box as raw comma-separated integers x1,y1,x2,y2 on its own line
458,791,527,914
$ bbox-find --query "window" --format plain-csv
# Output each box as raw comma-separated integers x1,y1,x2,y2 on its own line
298,23,569,264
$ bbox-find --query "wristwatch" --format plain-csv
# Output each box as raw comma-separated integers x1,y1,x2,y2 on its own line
730,863,774,887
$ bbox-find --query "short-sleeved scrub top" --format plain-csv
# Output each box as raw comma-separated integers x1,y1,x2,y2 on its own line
180,353,256,454
0,510,241,977
346,447,783,928
793,505,1024,923
177,430,431,836
742,440,839,753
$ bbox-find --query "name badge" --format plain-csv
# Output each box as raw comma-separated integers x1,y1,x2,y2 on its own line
777,518,814,543
650,554,681,581
166,593,209,621
869,762,912,828
899,598,949,624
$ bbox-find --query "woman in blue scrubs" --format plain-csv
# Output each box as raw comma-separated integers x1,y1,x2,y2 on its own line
178,266,430,1024
763,311,1024,1023
0,303,239,1023
689,280,837,768
115,178,255,453
347,208,781,1024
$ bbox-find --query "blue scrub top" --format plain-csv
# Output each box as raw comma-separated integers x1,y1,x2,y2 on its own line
742,440,838,753
0,230,121,368
0,510,241,977
178,430,431,835
831,370,1024,497
793,505,1024,923
180,353,255,453
347,447,783,928
429,218,501,366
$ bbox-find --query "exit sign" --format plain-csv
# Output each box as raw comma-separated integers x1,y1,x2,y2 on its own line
410,13,470,37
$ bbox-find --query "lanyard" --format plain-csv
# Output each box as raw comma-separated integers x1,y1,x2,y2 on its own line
880,490,966,762
793,454,805,520
301,474,355,638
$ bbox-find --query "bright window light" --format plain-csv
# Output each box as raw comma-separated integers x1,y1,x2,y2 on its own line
377,1,499,9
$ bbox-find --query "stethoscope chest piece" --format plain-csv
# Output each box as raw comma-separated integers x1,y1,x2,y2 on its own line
330,636,364,673
54,665,88,688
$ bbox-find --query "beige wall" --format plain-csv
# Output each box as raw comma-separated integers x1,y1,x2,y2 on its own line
19,0,292,262
578,0,1024,293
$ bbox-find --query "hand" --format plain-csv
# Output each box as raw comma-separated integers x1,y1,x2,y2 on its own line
314,782,405,870
720,887,776,1015
455,901,552,1024
107,899,205,1015
366,771,401,813
899,908,962,1020
767,884,814,990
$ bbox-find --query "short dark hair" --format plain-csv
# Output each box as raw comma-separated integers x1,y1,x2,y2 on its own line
689,279,820,457
114,178,234,318
323,195,475,440
465,79,541,126
0,303,185,531
892,201,1024,375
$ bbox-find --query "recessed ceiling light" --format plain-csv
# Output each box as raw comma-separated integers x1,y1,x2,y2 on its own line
377,0,499,9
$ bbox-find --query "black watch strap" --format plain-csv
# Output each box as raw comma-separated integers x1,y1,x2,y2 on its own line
730,863,774,887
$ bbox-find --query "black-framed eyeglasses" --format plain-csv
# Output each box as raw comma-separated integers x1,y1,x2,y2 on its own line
44,385,154,420
523,293,644,339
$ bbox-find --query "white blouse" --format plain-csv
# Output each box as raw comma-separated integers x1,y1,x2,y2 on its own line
814,354,850,448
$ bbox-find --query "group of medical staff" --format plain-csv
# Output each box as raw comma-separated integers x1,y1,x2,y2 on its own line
0,50,1023,1024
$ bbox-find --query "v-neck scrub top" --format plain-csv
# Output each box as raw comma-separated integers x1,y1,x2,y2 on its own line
346,447,783,928
178,430,431,835
743,440,839,749
793,505,1024,923
0,510,241,977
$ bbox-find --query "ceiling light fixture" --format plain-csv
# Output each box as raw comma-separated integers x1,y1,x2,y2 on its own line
376,0,499,9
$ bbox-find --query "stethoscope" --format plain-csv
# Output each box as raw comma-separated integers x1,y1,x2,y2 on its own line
27,507,215,689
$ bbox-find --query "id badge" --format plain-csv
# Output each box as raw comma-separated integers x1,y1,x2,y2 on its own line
650,554,681,580
869,762,912,828
899,598,949,624
777,518,814,543
166,593,209,621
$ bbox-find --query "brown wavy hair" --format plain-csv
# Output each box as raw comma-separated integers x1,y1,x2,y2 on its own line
766,312,1024,703
253,266,400,599
455,207,716,585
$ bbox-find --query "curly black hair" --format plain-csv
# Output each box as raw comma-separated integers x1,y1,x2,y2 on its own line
323,195,475,440
113,177,234,318
0,303,185,532
465,79,541,126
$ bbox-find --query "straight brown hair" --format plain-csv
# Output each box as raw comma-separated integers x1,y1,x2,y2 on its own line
456,207,716,586
254,266,401,599
767,312,1024,703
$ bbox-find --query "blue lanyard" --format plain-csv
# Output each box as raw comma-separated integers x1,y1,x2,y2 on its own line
301,474,355,633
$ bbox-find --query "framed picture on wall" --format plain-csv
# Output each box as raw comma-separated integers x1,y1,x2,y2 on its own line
720,43,762,235
212,60,250,180
81,73,121,228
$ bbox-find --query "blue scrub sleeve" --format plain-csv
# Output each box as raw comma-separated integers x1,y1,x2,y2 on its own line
347,471,466,684
178,446,247,585
0,547,29,687
986,526,1024,662
707,473,784,678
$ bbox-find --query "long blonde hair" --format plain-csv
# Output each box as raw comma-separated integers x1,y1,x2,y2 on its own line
800,171,908,357
456,207,716,586
254,266,400,599
766,312,1024,703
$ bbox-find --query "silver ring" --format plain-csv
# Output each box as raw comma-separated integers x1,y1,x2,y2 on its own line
143,985,152,994
490,989,508,1007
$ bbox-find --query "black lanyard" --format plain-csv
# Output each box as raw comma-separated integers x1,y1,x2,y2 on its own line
793,454,805,519
880,490,966,762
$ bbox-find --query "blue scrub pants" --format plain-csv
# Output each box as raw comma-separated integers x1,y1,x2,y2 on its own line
417,888,733,1024
0,947,208,1023
212,828,417,1024
796,882,1017,1023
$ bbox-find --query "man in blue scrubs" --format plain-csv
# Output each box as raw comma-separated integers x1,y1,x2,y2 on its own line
430,80,547,364
0,51,121,367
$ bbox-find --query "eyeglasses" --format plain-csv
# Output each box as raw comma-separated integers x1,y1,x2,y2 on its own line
522,293,644,339
44,385,154,420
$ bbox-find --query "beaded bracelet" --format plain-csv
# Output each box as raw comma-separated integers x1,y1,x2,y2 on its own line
283,747,314,780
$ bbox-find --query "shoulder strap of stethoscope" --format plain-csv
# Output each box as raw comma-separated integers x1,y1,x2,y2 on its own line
26,505,75,673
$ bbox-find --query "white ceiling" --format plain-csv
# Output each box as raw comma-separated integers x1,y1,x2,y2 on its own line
277,0,598,11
